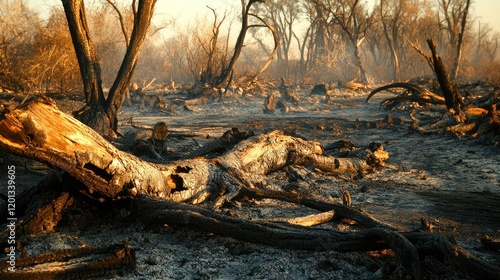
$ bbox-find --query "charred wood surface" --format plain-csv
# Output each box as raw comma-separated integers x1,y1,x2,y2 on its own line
0,241,135,279
426,38,464,120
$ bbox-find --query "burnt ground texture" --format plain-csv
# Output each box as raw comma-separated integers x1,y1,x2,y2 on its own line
1,85,499,279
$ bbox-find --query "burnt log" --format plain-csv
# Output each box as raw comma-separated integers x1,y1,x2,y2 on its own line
366,82,446,107
136,194,500,280
0,97,387,205
0,241,135,279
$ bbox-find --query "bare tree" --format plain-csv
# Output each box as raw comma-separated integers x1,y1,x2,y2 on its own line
213,0,264,88
246,14,281,84
378,0,403,81
311,0,328,63
320,0,374,84
295,0,344,81
105,0,131,47
483,33,499,62
399,0,439,78
62,0,156,137
254,0,301,79
437,0,472,80
197,7,228,85
473,21,500,64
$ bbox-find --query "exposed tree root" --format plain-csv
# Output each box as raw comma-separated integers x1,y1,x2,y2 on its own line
366,82,445,109
135,195,500,280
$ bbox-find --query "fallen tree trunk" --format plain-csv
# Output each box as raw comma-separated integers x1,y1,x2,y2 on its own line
0,241,135,279
0,97,172,201
135,195,499,280
0,97,387,204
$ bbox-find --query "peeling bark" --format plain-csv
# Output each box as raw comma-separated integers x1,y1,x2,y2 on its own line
0,97,172,200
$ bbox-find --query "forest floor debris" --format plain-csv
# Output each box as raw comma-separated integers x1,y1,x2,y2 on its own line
1,84,499,279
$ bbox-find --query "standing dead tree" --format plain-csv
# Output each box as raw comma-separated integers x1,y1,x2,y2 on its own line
426,38,464,121
253,0,301,79
62,0,156,137
189,1,274,92
196,7,228,86
213,0,264,88
438,0,472,80
1,97,499,279
378,0,402,81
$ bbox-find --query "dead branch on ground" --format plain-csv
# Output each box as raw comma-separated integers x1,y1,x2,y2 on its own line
367,39,499,141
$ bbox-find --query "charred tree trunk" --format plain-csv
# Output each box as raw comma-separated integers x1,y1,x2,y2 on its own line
380,0,400,82
61,0,105,111
105,0,156,133
63,0,156,137
214,0,264,88
427,38,464,122
450,0,472,80
352,38,369,84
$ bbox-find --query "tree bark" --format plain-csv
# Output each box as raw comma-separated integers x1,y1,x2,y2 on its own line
427,38,464,121
450,0,472,80
63,0,156,137
61,0,105,109
0,97,388,204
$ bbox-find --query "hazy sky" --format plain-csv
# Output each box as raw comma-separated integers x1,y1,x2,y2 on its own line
29,0,500,34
